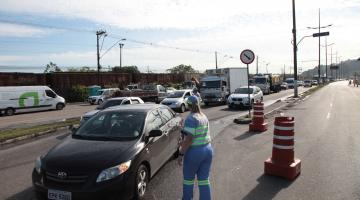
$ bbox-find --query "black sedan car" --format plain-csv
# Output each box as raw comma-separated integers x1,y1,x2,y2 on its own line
32,104,182,200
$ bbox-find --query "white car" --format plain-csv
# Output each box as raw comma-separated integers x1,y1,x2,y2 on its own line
81,97,144,123
160,89,193,113
227,86,263,109
166,87,177,96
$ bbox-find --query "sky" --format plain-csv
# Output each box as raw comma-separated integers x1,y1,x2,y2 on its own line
0,0,359,74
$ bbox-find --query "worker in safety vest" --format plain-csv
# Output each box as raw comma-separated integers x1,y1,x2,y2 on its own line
178,95,213,200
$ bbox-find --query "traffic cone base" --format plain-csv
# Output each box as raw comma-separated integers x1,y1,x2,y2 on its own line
249,122,268,132
264,158,301,180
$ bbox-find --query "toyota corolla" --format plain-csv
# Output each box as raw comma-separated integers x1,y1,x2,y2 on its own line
32,104,182,200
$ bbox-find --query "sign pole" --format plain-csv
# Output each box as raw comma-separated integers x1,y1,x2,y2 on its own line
240,49,255,119
247,63,251,117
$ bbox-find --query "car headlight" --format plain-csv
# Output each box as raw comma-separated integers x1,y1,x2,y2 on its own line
175,101,182,105
35,156,42,174
96,160,131,183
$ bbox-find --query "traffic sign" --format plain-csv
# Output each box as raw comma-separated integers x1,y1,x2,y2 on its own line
240,49,255,65
313,32,329,37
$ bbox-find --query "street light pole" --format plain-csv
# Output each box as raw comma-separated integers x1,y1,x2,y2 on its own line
96,30,106,86
215,51,218,70
292,0,298,97
119,43,124,68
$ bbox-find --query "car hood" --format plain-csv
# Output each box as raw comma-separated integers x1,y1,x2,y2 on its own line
83,110,100,118
43,136,138,172
162,97,183,103
230,93,254,98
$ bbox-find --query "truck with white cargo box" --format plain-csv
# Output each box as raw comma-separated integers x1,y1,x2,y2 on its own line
200,68,248,106
0,86,66,116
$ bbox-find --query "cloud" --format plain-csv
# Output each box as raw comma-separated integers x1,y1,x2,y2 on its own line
1,0,358,30
0,22,48,37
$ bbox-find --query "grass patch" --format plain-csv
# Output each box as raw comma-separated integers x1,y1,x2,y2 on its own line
0,118,80,142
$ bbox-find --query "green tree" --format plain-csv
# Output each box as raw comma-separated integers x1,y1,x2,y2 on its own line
166,64,198,74
111,65,140,74
44,62,62,73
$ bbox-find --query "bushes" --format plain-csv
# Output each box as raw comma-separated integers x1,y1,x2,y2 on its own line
66,85,89,102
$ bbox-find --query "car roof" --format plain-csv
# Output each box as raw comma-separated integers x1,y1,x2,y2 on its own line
176,89,192,92
238,86,258,89
107,97,127,101
103,103,164,113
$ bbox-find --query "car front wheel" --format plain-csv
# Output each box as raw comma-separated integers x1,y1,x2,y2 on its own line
180,104,186,113
56,103,64,110
5,108,15,116
135,164,149,200
98,99,103,105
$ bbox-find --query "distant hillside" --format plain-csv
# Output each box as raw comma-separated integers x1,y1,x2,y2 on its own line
301,58,360,79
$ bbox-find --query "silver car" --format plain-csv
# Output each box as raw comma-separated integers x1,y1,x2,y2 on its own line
81,97,144,123
160,89,193,113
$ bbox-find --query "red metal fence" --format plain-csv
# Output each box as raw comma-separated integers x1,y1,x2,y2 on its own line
0,72,201,97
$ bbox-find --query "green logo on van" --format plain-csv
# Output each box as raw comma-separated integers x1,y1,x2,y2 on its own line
19,92,39,107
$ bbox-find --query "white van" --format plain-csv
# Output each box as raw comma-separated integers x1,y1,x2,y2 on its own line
0,86,66,116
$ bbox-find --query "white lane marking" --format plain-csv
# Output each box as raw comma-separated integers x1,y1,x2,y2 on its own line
330,103,333,108
326,112,331,119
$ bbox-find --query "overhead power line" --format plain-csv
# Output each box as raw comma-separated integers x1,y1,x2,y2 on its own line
0,19,238,61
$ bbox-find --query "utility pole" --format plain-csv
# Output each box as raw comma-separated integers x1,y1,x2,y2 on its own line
318,8,321,84
283,65,286,81
292,0,298,97
307,9,332,84
325,37,328,81
330,46,333,79
256,56,259,74
215,51,218,70
119,43,124,68
96,30,106,86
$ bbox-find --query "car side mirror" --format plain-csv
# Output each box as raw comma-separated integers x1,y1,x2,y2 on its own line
69,125,78,134
149,129,163,137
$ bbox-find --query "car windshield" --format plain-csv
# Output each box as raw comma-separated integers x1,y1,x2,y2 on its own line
201,81,220,88
74,111,145,141
305,80,311,83
255,78,266,84
168,91,184,98
234,88,253,94
96,90,104,95
96,99,123,110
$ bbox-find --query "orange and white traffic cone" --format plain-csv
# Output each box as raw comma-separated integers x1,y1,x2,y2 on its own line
264,116,301,180
249,101,268,132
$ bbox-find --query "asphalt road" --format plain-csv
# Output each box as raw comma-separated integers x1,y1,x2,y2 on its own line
0,104,97,130
0,87,310,200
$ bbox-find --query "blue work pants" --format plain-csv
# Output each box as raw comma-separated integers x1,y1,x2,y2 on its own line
183,143,213,200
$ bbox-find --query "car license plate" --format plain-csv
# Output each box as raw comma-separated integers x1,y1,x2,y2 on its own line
48,189,71,200
234,101,241,105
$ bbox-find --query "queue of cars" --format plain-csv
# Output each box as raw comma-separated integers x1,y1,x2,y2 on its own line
31,79,319,199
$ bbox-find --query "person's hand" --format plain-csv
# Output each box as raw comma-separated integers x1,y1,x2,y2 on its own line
177,155,183,166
